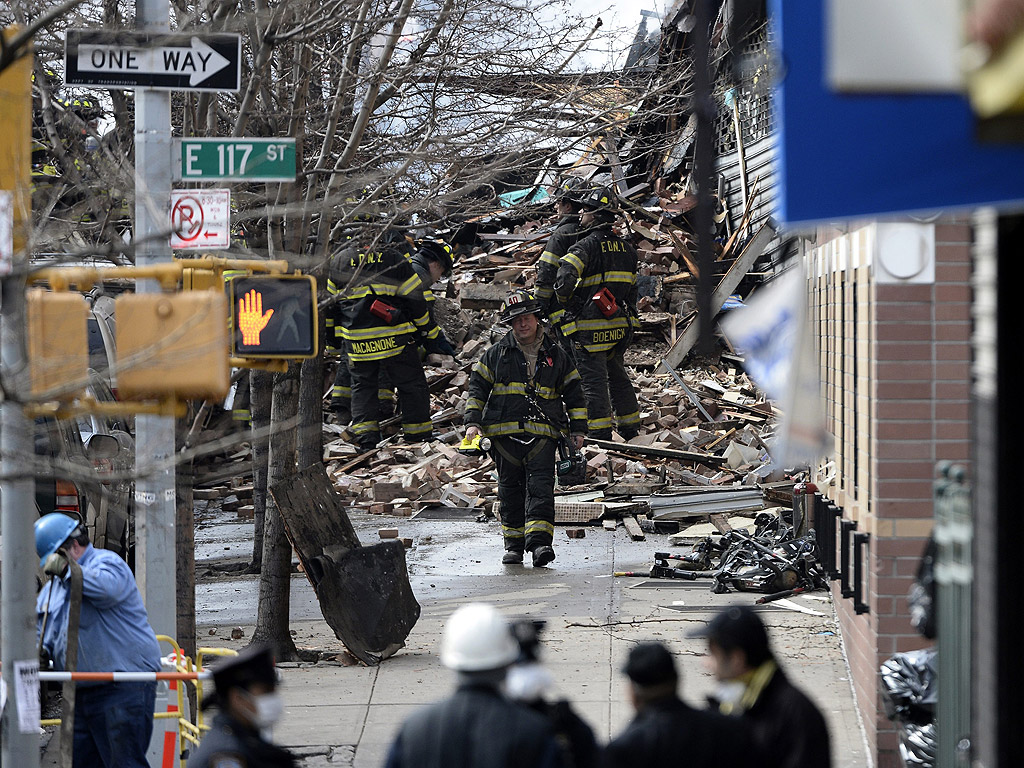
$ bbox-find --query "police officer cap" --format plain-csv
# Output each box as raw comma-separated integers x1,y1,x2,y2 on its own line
689,605,771,663
211,645,277,695
623,642,677,687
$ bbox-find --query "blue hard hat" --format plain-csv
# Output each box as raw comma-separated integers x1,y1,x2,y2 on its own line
34,513,80,567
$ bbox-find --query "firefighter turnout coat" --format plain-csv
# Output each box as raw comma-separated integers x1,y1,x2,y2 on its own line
334,242,443,361
552,224,640,352
464,330,588,440
534,216,582,319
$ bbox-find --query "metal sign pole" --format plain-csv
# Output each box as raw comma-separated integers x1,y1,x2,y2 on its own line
1,31,41,768
134,0,176,638
692,0,716,357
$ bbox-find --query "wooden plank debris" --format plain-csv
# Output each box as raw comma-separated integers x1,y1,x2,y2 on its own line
622,516,646,541
587,437,726,465
661,221,778,369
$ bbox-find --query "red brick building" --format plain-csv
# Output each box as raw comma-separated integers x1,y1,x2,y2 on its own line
803,219,972,767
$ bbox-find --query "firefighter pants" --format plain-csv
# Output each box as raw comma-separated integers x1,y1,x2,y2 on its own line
573,338,640,440
331,350,395,419
232,372,251,427
493,437,556,553
349,345,432,447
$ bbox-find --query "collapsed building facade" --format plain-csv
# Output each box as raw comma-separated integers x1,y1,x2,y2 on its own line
429,2,966,765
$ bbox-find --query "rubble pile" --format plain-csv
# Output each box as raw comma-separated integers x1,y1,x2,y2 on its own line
322,320,795,548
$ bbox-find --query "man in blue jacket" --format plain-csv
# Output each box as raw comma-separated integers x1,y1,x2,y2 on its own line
35,512,162,768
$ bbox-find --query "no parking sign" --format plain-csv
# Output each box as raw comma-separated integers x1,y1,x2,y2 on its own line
170,188,230,249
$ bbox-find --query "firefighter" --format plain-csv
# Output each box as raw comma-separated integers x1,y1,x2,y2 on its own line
328,236,455,421
464,289,588,567
336,232,440,449
326,239,396,424
410,238,458,358
535,177,589,324
553,186,641,440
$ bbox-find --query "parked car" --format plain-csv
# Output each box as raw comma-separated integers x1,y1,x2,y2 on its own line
22,370,135,564
31,415,123,547
86,294,117,394
72,370,136,562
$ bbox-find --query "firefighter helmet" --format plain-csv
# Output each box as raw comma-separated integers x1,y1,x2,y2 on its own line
440,603,519,672
414,240,455,275
500,288,542,322
553,176,589,205
579,185,615,211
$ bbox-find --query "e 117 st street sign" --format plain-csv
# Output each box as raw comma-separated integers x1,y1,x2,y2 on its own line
65,29,241,91
172,138,297,182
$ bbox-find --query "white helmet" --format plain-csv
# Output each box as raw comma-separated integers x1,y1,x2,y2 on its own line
441,603,520,671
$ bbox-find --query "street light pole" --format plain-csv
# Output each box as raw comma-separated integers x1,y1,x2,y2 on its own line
134,0,176,638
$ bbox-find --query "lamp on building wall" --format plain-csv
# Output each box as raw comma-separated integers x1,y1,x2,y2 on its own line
873,222,935,284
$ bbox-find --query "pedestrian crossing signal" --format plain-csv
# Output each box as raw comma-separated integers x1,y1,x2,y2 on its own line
228,275,318,358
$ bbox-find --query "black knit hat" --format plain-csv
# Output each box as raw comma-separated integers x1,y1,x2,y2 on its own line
689,605,772,666
623,642,678,687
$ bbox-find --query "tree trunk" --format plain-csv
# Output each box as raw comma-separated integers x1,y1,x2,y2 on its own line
249,369,273,572
298,354,324,471
251,364,299,660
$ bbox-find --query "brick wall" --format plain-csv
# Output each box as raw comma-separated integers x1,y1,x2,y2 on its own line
806,220,972,767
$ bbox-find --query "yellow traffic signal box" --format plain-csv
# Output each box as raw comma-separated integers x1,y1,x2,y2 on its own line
27,289,88,400
228,275,317,359
115,292,230,400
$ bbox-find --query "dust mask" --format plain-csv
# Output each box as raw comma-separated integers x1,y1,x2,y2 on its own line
242,689,284,729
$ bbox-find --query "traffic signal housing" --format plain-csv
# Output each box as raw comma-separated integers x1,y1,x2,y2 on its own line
27,289,88,400
228,275,317,359
116,292,230,400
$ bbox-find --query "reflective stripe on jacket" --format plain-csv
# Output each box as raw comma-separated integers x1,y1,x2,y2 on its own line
535,216,582,319
553,225,640,352
334,244,437,361
464,329,587,439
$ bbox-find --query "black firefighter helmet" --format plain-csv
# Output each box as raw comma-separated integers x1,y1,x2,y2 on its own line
500,288,542,323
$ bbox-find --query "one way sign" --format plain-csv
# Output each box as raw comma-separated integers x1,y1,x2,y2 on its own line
65,29,240,92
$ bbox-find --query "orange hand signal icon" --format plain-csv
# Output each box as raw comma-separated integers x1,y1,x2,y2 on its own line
238,289,274,346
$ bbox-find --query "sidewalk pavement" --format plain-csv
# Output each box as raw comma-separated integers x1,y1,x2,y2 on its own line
193,512,870,768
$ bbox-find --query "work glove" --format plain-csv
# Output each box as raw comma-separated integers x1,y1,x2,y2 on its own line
43,551,69,579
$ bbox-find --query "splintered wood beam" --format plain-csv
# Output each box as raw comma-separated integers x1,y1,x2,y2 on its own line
660,220,777,369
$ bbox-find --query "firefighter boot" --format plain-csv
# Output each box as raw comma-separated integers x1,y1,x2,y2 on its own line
502,550,524,565
532,546,556,567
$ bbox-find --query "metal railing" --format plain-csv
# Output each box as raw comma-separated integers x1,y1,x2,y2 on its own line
37,635,238,768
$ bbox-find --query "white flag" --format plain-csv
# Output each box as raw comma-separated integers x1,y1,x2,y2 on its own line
719,263,830,467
